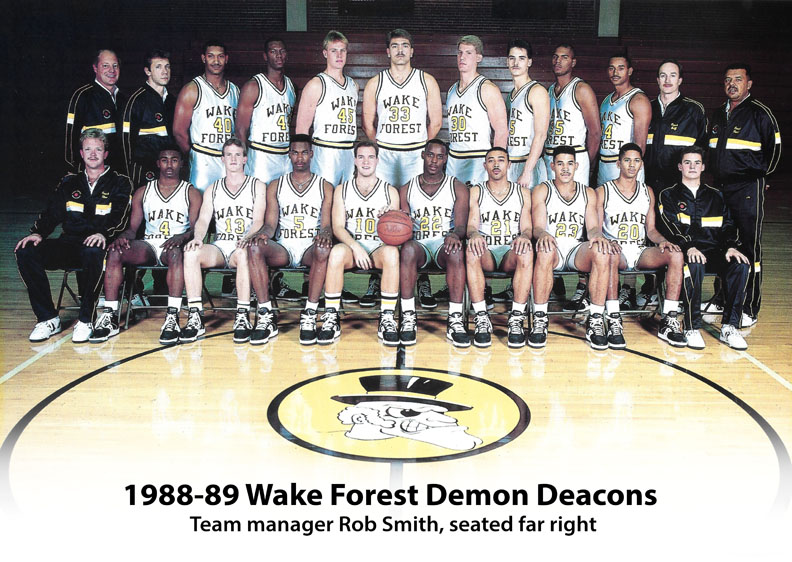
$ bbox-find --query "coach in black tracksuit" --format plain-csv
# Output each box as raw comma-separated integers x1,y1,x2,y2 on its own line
122,50,176,186
645,60,708,193
658,146,750,348
65,50,127,174
709,63,781,324
16,129,132,339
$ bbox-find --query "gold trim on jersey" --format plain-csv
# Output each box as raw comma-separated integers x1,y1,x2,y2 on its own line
377,140,427,151
138,126,168,136
599,153,619,162
312,138,355,149
191,144,223,157
249,141,289,154
701,216,723,227
449,148,488,159
81,123,116,133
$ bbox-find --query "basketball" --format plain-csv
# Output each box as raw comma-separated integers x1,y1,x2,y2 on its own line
377,210,413,246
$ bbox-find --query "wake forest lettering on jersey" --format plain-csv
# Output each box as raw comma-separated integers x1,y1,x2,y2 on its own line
379,94,423,135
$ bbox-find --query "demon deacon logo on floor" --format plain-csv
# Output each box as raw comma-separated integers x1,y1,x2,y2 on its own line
267,367,530,462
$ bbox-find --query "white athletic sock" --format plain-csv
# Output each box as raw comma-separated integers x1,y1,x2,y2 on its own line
590,304,605,316
259,300,272,311
237,300,250,311
104,300,119,311
606,300,620,315
512,301,527,313
472,301,487,314
401,297,416,313
663,300,679,315
188,299,203,312
449,302,463,315
167,296,181,310
534,302,548,314
381,292,398,313
325,292,341,311
305,301,318,312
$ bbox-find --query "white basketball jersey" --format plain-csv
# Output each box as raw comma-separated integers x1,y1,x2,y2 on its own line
375,69,428,150
312,73,357,148
476,182,523,246
190,76,239,156
342,179,392,244
211,175,256,243
599,88,643,157
601,180,650,248
544,180,588,243
406,174,456,241
248,73,296,153
447,75,491,158
274,173,324,242
546,77,588,153
508,81,540,160
142,180,192,240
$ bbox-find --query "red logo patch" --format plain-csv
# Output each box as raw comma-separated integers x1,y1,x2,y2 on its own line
154,113,163,122
678,202,687,211
145,171,155,181
72,191,81,199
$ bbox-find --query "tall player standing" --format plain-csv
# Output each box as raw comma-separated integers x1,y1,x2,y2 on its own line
174,40,239,193
236,37,301,303
362,29,443,310
543,44,602,311
446,35,508,186
598,54,651,309
296,30,360,305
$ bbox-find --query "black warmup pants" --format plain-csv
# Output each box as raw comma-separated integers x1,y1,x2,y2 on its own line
15,236,106,324
721,178,765,317
682,250,749,329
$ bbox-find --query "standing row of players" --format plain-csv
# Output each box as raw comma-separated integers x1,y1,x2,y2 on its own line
25,30,778,344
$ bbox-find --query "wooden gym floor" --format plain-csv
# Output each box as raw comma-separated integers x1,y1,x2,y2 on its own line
0,184,790,560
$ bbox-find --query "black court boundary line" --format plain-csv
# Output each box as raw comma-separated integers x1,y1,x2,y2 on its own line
0,331,232,513
0,331,789,514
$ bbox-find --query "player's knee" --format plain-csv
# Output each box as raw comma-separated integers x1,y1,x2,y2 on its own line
312,243,331,263
106,249,123,267
516,251,533,268
670,250,684,267
164,248,183,268
247,243,266,264
380,244,399,265
445,247,464,268
399,241,420,264
81,246,106,264
328,245,347,267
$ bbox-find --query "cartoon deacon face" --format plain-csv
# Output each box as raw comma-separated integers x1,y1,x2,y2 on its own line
332,375,483,451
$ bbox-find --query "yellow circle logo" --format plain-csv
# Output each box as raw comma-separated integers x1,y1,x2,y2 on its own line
268,367,530,462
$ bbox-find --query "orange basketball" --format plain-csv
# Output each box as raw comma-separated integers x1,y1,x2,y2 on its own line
377,210,414,246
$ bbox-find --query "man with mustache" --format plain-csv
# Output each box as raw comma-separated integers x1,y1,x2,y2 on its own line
708,63,781,328
362,29,443,311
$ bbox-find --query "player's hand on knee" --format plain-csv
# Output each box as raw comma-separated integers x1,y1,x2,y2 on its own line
467,233,486,257
687,247,705,264
15,233,43,251
444,232,463,254
352,244,372,270
315,228,333,249
162,233,188,252
589,235,609,254
609,239,622,255
536,232,555,254
84,233,107,249
108,237,131,253
658,240,680,253
511,234,533,256
725,247,749,264
185,239,203,252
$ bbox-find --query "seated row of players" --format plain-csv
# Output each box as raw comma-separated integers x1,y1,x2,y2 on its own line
17,129,750,351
